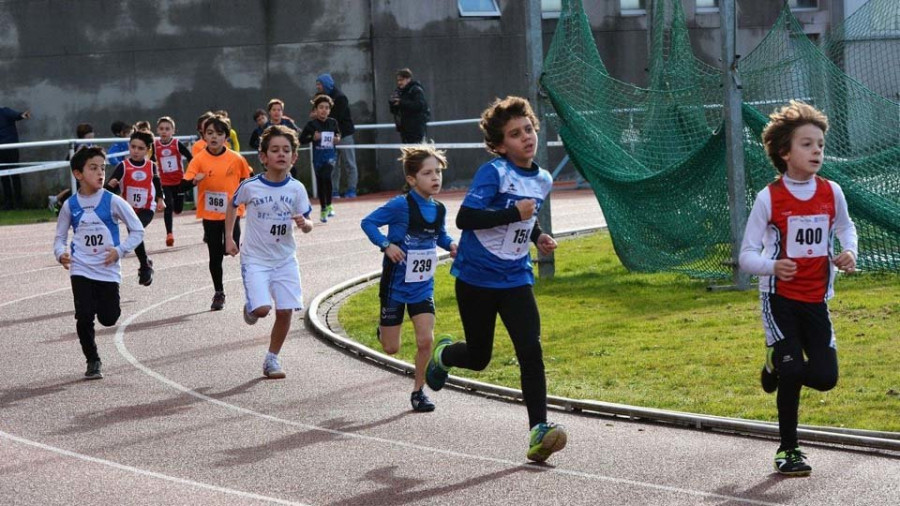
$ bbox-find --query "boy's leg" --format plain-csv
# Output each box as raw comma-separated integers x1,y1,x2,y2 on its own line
767,295,806,452
441,278,500,371
498,285,547,430
409,308,436,391
269,310,293,354
203,219,226,293
133,209,154,268
798,302,839,392
320,164,334,207
71,276,100,363
94,280,122,327
174,188,185,214
162,186,175,234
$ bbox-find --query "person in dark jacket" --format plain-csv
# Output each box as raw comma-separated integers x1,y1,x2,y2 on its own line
316,73,359,198
389,68,430,144
0,106,31,209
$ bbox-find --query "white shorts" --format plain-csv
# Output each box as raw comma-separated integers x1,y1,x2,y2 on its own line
241,257,303,312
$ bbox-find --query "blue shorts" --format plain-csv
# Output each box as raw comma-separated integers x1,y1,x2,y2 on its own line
379,297,435,327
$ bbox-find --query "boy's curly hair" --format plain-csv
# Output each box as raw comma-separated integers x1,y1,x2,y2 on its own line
761,100,829,174
259,124,299,153
311,94,334,110
480,96,539,156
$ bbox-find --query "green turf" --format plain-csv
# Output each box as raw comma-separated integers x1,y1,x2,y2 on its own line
339,231,900,432
0,208,57,225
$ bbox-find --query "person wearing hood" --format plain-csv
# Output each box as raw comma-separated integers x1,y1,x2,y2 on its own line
316,73,358,198
389,68,431,144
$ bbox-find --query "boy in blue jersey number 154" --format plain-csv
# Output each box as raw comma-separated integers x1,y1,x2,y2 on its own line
361,145,457,412
424,96,566,462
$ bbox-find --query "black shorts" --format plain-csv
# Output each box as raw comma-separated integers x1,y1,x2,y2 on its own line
379,297,435,327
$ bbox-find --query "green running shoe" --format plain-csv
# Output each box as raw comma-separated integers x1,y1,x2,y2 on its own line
425,335,453,391
527,422,568,462
774,447,812,476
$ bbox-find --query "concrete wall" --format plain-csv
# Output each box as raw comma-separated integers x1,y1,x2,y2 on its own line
0,0,842,206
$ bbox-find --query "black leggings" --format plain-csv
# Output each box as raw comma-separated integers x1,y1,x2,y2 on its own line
202,218,241,292
133,208,155,268
768,294,839,450
442,279,547,429
315,164,333,210
71,276,121,363
162,185,185,234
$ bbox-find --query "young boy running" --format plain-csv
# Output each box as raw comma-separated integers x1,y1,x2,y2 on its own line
299,94,341,222
361,145,457,412
226,125,313,378
740,101,857,476
184,114,252,311
424,96,566,462
53,147,144,379
153,116,193,247
106,130,165,286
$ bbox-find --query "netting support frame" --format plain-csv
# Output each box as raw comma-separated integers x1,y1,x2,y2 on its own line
719,0,751,290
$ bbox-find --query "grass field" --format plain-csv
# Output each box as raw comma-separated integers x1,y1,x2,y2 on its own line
339,231,900,432
0,208,57,225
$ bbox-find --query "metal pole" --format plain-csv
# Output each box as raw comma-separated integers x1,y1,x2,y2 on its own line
719,0,749,290
525,0,554,278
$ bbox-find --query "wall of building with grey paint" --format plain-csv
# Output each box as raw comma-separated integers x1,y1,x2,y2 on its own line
1,0,842,206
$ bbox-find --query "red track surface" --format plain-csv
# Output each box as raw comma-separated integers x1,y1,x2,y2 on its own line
1,188,897,505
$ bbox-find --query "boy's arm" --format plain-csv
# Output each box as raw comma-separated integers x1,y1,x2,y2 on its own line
105,163,125,192
361,199,401,247
53,200,72,266
112,196,145,259
298,123,315,144
830,182,858,272
224,200,239,255
151,162,165,207
739,190,776,275
178,141,193,163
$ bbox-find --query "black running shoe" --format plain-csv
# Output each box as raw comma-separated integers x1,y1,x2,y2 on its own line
138,259,154,286
211,291,226,311
774,447,812,476
84,360,103,380
410,389,436,412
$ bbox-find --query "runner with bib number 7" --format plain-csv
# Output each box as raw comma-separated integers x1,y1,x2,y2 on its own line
182,114,252,311
361,144,457,413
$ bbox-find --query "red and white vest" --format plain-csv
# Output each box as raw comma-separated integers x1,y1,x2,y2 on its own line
122,159,157,211
768,176,836,303
154,139,185,186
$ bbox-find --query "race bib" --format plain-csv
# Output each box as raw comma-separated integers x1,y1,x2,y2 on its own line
786,214,828,258
74,219,113,258
206,191,227,214
501,222,532,257
159,155,179,173
405,248,438,283
266,219,291,244
126,187,149,208
320,131,334,149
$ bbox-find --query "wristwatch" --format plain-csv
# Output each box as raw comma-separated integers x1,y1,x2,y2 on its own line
379,239,391,252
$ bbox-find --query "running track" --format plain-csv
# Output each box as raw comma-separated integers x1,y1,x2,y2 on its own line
1,188,897,505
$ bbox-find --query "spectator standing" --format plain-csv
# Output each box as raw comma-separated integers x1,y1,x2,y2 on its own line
389,68,430,144
316,73,359,198
0,106,31,209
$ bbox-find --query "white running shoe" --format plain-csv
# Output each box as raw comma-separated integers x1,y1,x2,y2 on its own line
263,355,286,379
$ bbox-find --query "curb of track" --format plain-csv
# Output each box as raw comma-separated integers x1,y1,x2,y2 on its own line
305,226,900,453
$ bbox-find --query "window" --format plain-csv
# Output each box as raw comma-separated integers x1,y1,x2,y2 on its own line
458,0,501,17
542,0,562,19
696,0,719,10
621,0,647,13
789,0,818,9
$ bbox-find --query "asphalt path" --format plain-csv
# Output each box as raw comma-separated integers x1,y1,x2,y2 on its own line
1,187,897,505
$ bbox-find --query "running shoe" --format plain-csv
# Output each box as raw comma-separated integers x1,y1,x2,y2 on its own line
343,189,357,199
263,355,286,379
527,422,568,462
166,233,174,247
326,204,335,217
320,211,328,223
138,259,154,286
84,360,103,380
761,346,778,393
211,291,226,311
425,335,453,391
243,304,258,325
774,447,812,476
410,389,436,412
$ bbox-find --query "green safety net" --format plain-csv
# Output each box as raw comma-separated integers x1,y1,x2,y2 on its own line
542,0,900,278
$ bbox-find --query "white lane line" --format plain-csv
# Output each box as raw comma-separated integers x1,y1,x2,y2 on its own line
0,430,310,506
115,286,786,506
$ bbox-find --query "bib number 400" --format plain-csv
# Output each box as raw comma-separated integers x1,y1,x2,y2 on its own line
794,228,823,245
